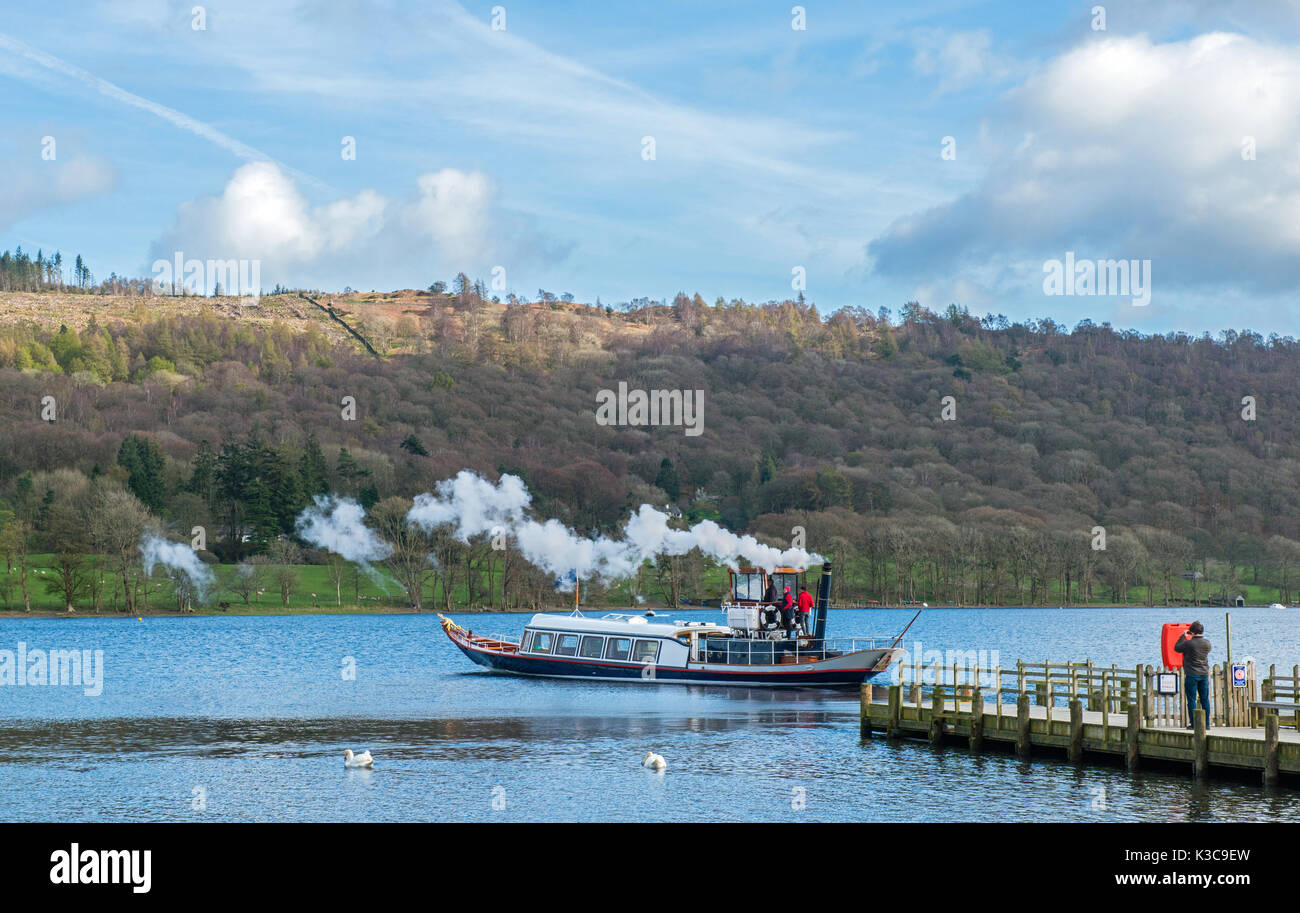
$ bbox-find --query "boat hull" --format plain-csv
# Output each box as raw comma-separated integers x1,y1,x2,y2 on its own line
449,636,897,688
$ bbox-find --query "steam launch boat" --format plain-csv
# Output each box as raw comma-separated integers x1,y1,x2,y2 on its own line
439,562,905,688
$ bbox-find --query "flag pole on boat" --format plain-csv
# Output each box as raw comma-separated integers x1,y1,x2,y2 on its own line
889,606,924,650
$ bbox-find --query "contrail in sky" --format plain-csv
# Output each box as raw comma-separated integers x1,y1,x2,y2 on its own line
0,31,328,191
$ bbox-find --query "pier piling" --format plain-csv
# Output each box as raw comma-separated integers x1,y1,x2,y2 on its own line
887,684,902,738
1016,693,1031,759
929,686,946,746
1193,709,1208,779
860,683,873,738
1265,713,1280,786
871,656,1300,784
1069,699,1083,762
1125,701,1140,771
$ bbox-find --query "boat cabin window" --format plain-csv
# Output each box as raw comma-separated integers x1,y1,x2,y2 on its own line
555,634,580,657
770,572,803,600
632,640,660,663
579,636,605,659
732,572,764,603
521,631,532,652
605,638,632,661
531,632,554,654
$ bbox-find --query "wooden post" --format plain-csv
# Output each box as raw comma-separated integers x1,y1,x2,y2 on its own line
1264,712,1280,786
1192,708,1208,780
929,685,945,746
1069,699,1084,762
1141,664,1152,727
887,684,902,738
1034,680,1047,707
1100,671,1110,742
860,682,872,738
1125,700,1140,771
994,664,1003,727
970,687,984,752
1016,692,1031,759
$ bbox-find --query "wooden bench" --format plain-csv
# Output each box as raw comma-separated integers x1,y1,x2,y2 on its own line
1251,671,1300,729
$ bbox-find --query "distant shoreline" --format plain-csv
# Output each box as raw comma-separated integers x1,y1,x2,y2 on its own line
0,602,1263,620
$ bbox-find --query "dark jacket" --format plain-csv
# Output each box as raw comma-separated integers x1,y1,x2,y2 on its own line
1174,635,1211,675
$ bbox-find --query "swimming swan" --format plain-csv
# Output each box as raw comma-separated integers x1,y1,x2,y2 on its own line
343,749,374,769
642,751,667,771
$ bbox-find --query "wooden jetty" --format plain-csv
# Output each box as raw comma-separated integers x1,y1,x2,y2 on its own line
861,657,1300,784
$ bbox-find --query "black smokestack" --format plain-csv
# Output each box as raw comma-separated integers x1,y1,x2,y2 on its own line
814,562,832,640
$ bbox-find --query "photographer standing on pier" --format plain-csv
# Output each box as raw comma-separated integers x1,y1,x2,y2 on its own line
1174,621,1211,729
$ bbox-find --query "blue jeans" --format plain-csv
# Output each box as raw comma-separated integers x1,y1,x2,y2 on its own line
1185,674,1210,724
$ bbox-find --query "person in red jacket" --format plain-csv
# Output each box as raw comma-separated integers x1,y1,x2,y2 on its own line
779,586,795,634
796,586,814,634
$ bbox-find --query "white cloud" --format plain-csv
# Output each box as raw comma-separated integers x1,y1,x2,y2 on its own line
0,137,115,232
911,29,1017,95
150,161,563,290
870,32,1300,296
402,170,494,267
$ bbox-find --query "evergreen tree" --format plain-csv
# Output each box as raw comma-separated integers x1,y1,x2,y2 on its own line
186,440,218,507
655,457,680,501
399,433,429,456
299,435,331,497
116,435,166,511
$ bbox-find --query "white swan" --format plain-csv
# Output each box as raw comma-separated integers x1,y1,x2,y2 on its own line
1271,603,1286,610
642,751,667,771
343,749,374,769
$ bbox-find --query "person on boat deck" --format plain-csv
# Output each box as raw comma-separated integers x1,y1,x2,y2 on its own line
780,586,796,634
762,578,779,628
797,586,814,634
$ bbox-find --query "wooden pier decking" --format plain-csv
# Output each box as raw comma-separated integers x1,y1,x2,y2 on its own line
860,659,1300,784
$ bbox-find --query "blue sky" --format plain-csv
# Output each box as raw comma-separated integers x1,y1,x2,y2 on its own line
4,0,1300,334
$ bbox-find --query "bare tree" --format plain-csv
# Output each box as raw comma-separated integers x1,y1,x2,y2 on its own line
228,557,269,605
325,553,349,606
370,497,432,609
89,486,153,615
267,539,301,607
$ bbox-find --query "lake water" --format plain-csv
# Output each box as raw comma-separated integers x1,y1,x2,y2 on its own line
2,607,1298,822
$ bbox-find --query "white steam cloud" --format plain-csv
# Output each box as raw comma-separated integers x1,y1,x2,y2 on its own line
295,495,394,567
139,534,214,602
404,470,823,589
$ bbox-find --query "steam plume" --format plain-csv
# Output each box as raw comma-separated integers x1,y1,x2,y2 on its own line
295,495,394,567
140,534,214,602
404,470,822,588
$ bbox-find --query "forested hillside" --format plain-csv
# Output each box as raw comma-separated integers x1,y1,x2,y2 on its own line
2,276,1299,610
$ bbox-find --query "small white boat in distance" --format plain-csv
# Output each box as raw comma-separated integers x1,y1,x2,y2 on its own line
343,749,374,769
1271,603,1286,610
